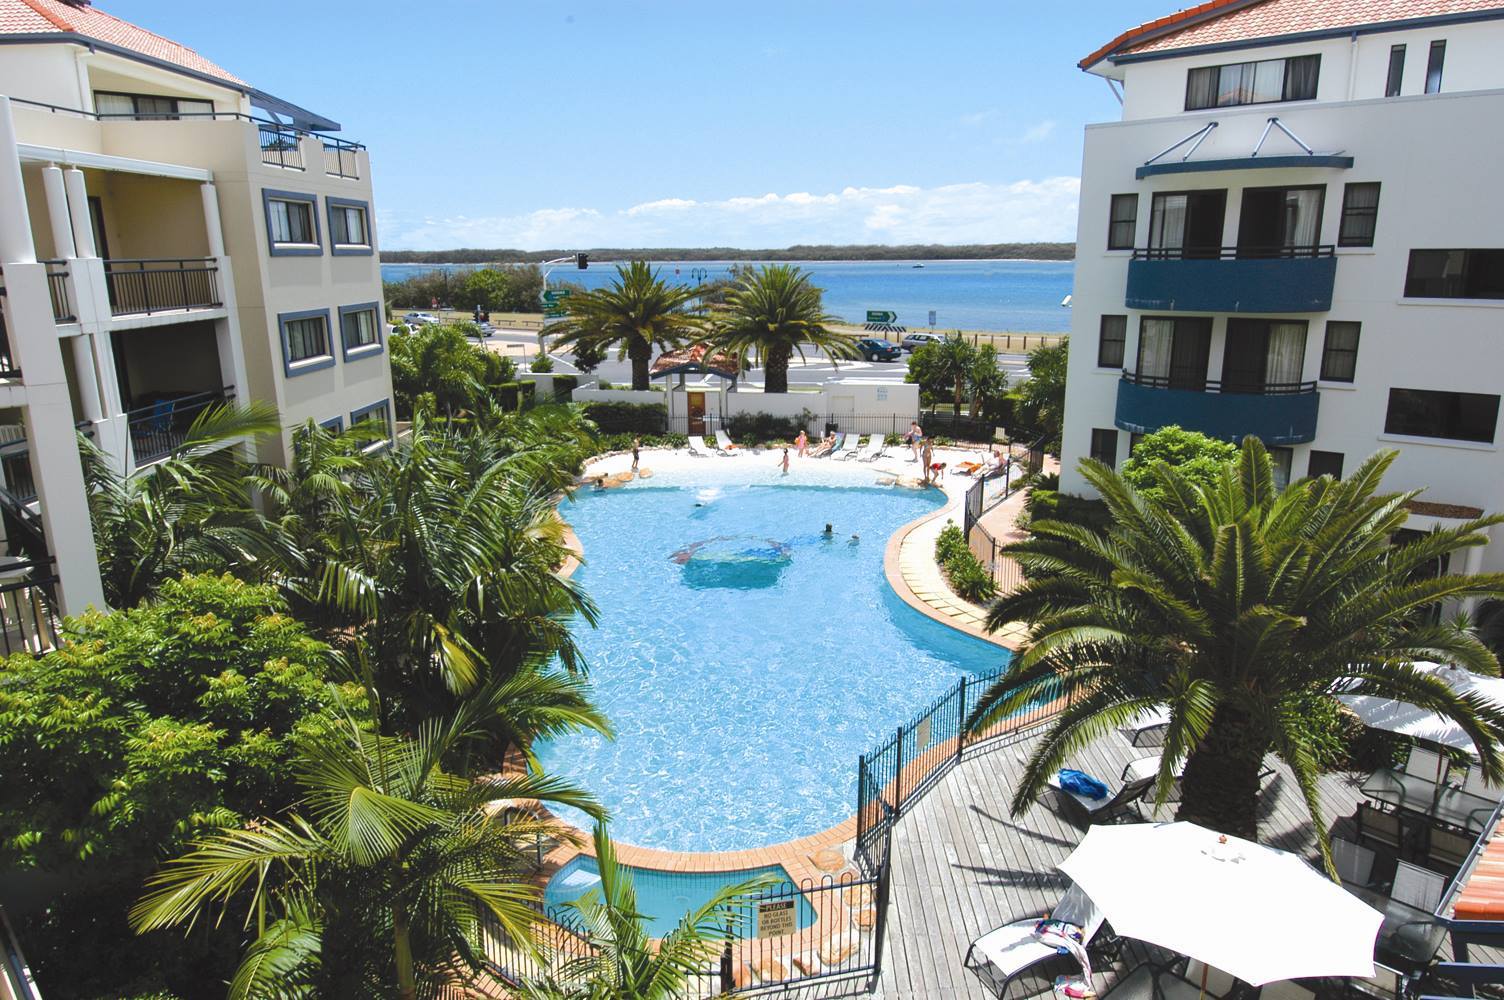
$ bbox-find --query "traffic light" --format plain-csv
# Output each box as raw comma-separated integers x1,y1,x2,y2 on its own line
576,253,589,270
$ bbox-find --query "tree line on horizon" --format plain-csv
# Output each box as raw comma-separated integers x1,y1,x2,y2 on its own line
382,241,1076,265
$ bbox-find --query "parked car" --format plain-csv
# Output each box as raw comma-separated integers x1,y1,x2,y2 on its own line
900,332,944,352
855,338,903,361
402,312,439,327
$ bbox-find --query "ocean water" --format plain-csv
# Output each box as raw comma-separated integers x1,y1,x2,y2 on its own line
380,258,1076,333
533,476,1010,852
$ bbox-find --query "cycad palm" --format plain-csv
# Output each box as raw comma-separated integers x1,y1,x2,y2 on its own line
82,401,292,607
967,438,1504,859
546,262,703,390
131,677,606,1000
708,264,857,393
520,822,775,1000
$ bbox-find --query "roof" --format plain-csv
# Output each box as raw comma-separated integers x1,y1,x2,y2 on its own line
650,344,740,380
1081,0,1504,70
0,0,247,87
1451,817,1504,920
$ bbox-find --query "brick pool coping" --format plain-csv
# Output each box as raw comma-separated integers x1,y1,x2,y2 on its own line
540,447,1022,880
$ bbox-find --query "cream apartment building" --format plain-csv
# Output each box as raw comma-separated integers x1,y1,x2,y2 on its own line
0,0,393,613
1060,0,1504,576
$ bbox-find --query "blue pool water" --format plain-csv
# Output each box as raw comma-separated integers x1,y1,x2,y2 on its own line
534,475,1010,851
544,855,815,938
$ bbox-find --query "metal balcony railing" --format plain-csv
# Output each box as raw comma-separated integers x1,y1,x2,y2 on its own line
323,141,361,179
39,259,73,321
1131,244,1336,260
105,258,221,316
0,278,14,382
126,386,235,466
259,122,304,170
1120,370,1318,396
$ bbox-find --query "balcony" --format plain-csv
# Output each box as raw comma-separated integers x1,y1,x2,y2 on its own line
1126,246,1337,314
126,385,235,466
1114,371,1319,445
105,258,222,317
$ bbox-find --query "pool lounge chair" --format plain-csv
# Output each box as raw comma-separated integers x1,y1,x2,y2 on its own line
714,429,743,456
1047,755,1182,826
686,436,712,457
814,433,844,458
861,437,889,462
839,435,867,460
963,881,1113,999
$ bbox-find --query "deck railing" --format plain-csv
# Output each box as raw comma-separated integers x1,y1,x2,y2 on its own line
1131,243,1336,260
0,558,61,657
127,386,234,466
40,259,73,322
105,258,221,316
323,141,361,179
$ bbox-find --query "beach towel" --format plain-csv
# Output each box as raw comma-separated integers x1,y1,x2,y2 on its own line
1058,769,1108,800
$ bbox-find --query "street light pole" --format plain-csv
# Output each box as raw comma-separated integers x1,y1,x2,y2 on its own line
538,252,587,360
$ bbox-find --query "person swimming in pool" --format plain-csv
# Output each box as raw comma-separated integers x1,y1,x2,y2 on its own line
780,448,790,475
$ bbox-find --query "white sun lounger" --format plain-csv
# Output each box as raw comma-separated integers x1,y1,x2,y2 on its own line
838,435,867,460
713,429,743,456
861,437,888,462
963,882,1106,998
813,432,844,458
686,436,712,457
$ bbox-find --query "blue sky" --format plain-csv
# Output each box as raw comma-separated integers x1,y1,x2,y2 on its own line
109,0,1175,249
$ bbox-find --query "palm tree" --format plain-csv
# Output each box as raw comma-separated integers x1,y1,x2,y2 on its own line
707,264,858,393
130,679,606,1000
965,438,1504,859
81,401,293,608
546,262,703,390
923,334,975,414
519,822,776,999
967,344,1008,419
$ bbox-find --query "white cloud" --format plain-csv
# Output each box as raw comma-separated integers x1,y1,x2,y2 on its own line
1020,120,1057,144
958,109,997,127
381,177,1080,250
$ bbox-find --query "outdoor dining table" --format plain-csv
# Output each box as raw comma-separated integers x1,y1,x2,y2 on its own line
1093,964,1209,1000
1360,768,1495,833
1346,886,1448,972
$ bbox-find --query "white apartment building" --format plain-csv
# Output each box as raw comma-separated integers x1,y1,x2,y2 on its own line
0,0,393,613
1061,0,1504,575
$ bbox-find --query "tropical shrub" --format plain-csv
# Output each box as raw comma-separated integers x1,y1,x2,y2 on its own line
935,523,998,604
580,401,667,435
723,409,816,445
530,354,555,373
552,374,579,401
1120,425,1238,504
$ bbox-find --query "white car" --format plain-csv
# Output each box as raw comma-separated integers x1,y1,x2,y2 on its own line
900,332,944,352
402,312,439,327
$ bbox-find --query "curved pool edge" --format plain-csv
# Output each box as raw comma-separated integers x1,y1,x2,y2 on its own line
541,448,1014,875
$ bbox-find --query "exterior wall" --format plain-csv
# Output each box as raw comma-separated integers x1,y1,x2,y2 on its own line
1066,18,1504,573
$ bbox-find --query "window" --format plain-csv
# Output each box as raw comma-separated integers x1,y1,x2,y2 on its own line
1097,315,1127,368
1404,250,1504,299
1425,40,1446,94
1148,190,1227,258
1237,186,1324,257
328,198,372,254
340,303,382,358
1269,447,1294,490
1135,316,1212,390
351,399,393,444
263,190,320,255
1338,183,1381,247
1108,194,1138,250
1385,45,1406,97
94,90,214,121
1221,320,1308,393
1185,54,1319,110
1089,429,1119,469
279,309,334,374
1385,388,1500,444
1319,322,1360,382
1308,450,1344,479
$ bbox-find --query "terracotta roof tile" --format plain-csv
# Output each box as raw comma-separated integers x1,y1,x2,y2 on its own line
1083,0,1504,69
1452,818,1504,920
0,0,246,87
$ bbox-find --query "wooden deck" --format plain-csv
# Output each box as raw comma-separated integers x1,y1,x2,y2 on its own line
871,724,1372,999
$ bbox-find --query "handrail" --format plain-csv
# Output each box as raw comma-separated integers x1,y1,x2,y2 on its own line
8,95,364,150
1132,244,1335,260
1121,370,1318,396
104,258,220,316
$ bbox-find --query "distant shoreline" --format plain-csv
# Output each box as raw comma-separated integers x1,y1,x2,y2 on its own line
381,242,1076,265
380,257,1076,268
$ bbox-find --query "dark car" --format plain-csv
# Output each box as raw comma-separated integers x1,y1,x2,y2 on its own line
855,338,903,361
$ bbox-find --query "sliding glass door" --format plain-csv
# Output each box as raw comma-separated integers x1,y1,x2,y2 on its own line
1237,186,1325,258
1148,190,1227,259
1222,319,1308,392
1137,317,1212,390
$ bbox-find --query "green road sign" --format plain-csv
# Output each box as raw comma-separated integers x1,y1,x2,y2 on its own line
544,308,566,319
866,310,897,323
543,289,572,304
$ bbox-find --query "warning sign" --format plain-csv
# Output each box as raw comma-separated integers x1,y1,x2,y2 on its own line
757,898,797,939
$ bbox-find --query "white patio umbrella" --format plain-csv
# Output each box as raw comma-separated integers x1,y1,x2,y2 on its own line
1339,661,1504,756
1058,822,1383,986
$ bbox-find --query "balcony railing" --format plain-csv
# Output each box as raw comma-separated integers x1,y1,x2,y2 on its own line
0,280,14,382
1126,245,1337,314
323,140,361,179
105,258,221,316
126,386,235,466
259,122,304,170
40,259,74,322
1115,370,1319,445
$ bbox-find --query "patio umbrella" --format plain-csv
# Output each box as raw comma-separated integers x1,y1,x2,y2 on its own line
1339,661,1504,756
1058,822,1383,986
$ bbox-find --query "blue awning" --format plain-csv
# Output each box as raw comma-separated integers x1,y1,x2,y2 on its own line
1136,154,1353,179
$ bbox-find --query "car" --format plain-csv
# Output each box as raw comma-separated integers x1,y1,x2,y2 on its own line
900,332,944,352
855,338,903,361
402,312,439,327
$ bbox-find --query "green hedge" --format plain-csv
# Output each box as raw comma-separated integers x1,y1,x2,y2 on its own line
595,432,688,453
582,401,667,435
723,410,815,445
552,374,579,402
935,523,997,604
494,381,536,411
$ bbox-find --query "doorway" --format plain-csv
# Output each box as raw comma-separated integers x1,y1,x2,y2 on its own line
687,392,706,435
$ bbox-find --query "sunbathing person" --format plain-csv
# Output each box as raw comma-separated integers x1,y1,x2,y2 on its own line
809,432,837,457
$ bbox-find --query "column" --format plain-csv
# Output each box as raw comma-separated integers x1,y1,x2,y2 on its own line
41,165,76,260
69,336,103,423
0,97,36,264
62,168,94,257
200,182,225,258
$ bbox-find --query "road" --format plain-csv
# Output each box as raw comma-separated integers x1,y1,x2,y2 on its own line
471,328,1032,388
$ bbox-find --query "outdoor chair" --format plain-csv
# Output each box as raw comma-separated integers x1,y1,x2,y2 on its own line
686,436,711,457
1046,756,1174,826
1357,802,1405,854
1404,746,1447,783
816,433,846,458
1348,961,1407,1000
962,882,1114,999
713,430,742,456
1425,825,1472,870
1094,962,1229,1000
838,435,867,460
1391,860,1445,913
1333,837,1378,888
861,438,888,462
1460,764,1496,798
1120,706,1171,748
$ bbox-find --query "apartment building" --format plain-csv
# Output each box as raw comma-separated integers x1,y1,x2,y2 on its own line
0,0,394,613
1060,0,1504,575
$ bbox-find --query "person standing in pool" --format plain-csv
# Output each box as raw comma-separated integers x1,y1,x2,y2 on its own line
780,447,790,475
631,437,641,473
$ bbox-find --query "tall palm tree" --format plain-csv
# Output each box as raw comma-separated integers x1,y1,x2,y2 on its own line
707,264,858,393
130,678,606,1000
966,438,1504,859
546,262,703,390
81,401,292,608
921,334,975,413
519,822,775,1000
967,344,1008,419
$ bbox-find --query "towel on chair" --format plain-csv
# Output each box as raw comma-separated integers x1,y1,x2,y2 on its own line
1058,769,1108,800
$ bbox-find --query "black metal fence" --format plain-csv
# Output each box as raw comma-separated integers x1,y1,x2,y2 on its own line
259,123,305,169
39,260,73,322
127,386,234,466
0,558,61,657
323,142,361,179
105,258,221,316
483,857,890,996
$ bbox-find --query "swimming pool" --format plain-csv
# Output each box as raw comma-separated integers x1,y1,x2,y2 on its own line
535,472,1010,851
544,855,815,938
